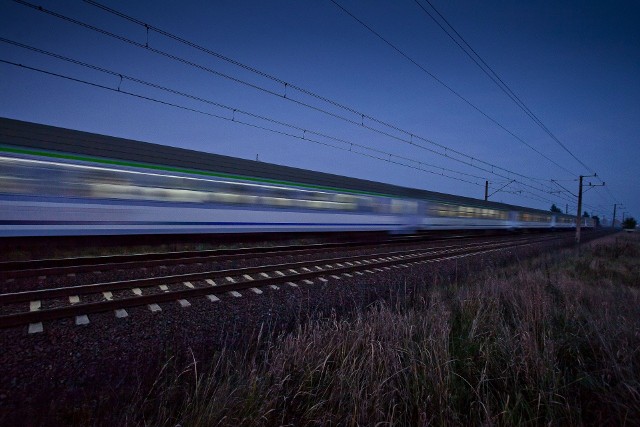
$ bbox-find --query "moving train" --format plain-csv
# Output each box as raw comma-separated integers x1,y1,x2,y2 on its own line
0,118,592,237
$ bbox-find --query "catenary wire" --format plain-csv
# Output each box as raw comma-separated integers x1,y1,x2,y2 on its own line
416,0,613,214
2,37,585,205
0,59,488,187
6,2,589,208
1,57,570,208
413,0,595,174
65,0,573,188
10,0,571,199
328,0,577,176
0,39,491,183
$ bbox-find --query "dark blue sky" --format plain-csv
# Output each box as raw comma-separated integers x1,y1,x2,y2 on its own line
1,0,638,222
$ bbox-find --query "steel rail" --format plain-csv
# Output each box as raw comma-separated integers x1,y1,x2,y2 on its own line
0,236,539,305
0,233,486,278
0,235,564,329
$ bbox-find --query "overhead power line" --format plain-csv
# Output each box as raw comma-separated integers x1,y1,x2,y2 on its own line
413,0,595,174
0,54,569,209
329,0,577,176
0,57,484,187
11,0,572,199
7,35,584,206
5,0,592,210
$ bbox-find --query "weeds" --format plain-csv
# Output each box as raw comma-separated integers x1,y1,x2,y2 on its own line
122,234,640,426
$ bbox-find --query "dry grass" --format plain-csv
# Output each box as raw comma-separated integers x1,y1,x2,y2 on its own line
128,234,640,426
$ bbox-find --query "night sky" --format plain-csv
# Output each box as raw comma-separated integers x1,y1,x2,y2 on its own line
1,0,638,223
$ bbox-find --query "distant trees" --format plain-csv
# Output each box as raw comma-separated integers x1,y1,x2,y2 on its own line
583,211,590,217
550,204,562,213
592,215,600,227
623,217,637,230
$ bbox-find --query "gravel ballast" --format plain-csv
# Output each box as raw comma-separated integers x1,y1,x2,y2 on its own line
0,234,593,426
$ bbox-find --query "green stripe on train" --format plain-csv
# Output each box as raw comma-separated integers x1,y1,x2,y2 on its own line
0,144,391,198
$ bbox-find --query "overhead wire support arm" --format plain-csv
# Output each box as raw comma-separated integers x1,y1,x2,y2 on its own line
487,180,515,199
550,179,577,198
582,181,605,194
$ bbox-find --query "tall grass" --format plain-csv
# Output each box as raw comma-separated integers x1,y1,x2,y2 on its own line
131,234,640,426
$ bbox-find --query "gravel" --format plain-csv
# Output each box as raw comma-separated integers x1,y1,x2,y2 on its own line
0,233,588,426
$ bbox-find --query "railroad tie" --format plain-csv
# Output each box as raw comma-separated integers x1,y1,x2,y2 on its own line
75,315,89,325
28,322,43,334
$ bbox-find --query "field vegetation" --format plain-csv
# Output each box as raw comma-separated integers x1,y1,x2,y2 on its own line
127,233,640,426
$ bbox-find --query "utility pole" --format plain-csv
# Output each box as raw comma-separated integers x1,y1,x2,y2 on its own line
566,204,568,214
612,204,617,229
576,175,584,244
575,174,603,244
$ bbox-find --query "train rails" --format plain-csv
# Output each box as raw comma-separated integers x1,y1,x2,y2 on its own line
0,233,469,279
0,233,571,332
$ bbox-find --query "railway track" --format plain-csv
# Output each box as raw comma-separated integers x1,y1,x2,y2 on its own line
0,233,482,279
0,234,567,332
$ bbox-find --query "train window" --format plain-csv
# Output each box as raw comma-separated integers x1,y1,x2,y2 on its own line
406,201,418,214
334,194,357,204
306,200,332,209
355,196,375,212
262,196,294,207
426,203,442,216
0,159,35,194
390,199,418,214
426,204,507,219
457,206,472,218
259,188,295,207
163,188,208,202
521,213,552,222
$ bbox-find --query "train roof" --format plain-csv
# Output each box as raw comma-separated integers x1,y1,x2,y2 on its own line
0,117,567,216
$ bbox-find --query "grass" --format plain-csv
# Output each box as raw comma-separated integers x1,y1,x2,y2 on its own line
118,234,640,425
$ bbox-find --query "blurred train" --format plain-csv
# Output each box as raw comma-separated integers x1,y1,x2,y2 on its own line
0,118,592,237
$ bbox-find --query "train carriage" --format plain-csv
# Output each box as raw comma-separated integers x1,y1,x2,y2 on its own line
0,117,588,237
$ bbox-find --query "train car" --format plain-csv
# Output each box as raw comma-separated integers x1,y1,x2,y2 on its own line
0,117,586,237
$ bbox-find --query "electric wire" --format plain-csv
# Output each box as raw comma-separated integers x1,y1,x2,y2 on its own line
1,39,495,183
1,56,572,208
0,58,487,187
6,1,595,209
11,0,571,200
413,0,595,174
63,0,572,188
328,0,577,176
415,0,616,215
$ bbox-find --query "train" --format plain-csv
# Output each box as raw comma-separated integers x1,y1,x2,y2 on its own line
0,117,592,237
